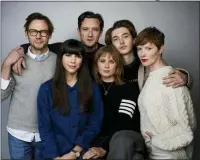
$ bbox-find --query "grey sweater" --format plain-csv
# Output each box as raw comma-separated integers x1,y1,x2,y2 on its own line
1,51,57,132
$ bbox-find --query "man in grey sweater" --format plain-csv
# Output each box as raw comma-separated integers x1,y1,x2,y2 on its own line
1,12,57,160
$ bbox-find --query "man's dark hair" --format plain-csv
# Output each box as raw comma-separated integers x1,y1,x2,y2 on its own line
112,19,137,39
111,19,140,63
105,27,113,45
24,12,54,36
78,11,104,31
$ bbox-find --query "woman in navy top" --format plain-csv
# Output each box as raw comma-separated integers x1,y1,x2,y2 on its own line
37,39,103,159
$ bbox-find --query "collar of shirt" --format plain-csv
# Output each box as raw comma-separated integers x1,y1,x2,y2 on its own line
67,82,78,91
27,46,49,62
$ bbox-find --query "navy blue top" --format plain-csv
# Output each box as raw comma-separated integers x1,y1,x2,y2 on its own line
37,80,103,158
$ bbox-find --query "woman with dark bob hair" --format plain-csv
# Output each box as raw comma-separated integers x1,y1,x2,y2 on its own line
37,39,103,159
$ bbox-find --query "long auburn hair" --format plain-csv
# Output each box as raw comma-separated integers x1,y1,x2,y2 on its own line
52,39,93,115
93,45,124,85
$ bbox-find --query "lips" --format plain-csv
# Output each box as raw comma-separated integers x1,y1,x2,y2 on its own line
35,41,43,44
141,59,148,62
87,39,94,42
68,65,76,69
120,46,127,50
103,70,110,73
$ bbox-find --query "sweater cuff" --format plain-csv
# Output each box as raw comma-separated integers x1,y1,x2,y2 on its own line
1,77,11,90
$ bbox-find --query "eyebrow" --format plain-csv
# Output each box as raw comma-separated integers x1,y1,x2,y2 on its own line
28,29,48,31
81,26,100,29
112,36,118,40
122,33,130,36
112,32,130,39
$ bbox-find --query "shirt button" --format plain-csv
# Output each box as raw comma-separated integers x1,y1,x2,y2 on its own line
72,125,76,128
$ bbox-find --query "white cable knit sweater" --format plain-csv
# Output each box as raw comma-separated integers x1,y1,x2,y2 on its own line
138,66,196,159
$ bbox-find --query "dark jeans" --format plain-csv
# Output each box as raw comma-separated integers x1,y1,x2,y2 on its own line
8,133,42,160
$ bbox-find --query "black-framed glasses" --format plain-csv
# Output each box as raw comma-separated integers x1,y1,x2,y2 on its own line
28,29,49,37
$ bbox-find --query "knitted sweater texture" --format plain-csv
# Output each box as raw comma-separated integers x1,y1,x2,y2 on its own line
138,66,196,159
1,51,57,132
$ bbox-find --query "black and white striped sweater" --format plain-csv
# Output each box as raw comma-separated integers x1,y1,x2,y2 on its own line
91,81,140,151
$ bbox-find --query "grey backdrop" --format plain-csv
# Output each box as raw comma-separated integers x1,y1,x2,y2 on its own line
1,1,199,159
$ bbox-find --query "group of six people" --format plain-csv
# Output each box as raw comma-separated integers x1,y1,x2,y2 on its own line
1,11,196,160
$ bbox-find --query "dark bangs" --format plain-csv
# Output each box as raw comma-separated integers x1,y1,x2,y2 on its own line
60,39,85,56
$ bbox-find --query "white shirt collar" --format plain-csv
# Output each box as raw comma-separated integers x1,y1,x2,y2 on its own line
27,46,49,61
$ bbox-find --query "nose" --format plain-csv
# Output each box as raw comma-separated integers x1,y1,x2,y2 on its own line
70,55,76,63
105,61,109,68
119,38,124,44
36,32,42,38
139,49,145,57
88,30,93,37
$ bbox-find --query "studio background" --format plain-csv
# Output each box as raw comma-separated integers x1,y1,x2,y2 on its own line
1,1,199,159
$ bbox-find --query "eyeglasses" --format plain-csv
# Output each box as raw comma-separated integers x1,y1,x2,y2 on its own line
28,29,49,37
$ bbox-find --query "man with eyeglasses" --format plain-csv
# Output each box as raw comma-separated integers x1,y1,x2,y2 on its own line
11,11,104,76
1,12,56,160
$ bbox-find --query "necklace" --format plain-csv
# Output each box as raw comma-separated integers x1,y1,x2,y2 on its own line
102,82,113,96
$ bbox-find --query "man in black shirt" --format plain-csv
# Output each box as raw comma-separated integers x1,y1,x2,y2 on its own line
11,11,104,75
106,20,191,90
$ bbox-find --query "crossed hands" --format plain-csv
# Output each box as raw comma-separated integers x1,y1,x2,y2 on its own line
53,151,77,160
53,147,106,160
82,147,106,159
